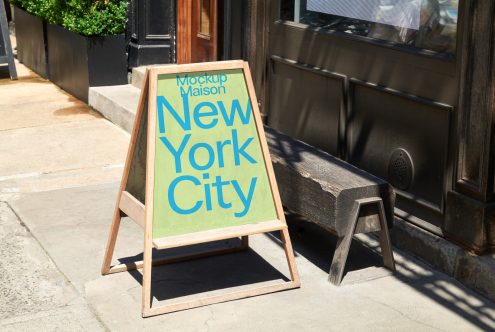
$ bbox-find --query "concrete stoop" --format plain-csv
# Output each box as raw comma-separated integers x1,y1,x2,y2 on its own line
87,67,495,303
88,67,145,133
131,66,147,90
88,84,140,133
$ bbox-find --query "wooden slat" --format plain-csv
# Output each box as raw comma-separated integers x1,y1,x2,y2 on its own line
242,62,301,286
142,68,159,313
149,60,244,76
143,280,300,317
280,228,301,285
242,62,285,223
119,191,145,229
153,220,285,250
265,126,394,236
101,70,150,275
106,243,249,274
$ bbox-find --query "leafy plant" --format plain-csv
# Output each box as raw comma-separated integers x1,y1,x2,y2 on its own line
11,0,128,36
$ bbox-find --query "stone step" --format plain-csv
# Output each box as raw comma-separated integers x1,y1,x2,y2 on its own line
88,65,173,133
88,84,140,133
131,66,147,90
131,64,174,90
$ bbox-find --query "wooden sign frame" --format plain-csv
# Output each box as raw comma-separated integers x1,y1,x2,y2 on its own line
101,60,300,317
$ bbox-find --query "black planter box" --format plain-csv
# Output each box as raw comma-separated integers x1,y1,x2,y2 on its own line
14,6,48,78
47,23,127,102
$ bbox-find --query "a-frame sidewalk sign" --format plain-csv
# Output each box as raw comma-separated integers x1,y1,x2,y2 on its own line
101,60,300,317
0,1,16,80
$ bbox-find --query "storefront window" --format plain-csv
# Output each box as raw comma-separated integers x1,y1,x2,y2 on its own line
280,0,459,55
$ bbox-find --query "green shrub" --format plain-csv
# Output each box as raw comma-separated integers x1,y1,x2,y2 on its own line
11,0,128,36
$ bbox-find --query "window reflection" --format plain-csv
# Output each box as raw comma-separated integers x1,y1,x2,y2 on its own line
280,0,459,55
200,0,211,36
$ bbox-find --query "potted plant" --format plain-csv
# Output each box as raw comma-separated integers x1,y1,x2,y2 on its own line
11,0,128,102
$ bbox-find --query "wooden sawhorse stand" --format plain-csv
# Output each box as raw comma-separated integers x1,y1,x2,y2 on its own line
266,127,396,287
329,197,395,286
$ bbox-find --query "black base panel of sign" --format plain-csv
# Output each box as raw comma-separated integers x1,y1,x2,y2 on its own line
126,99,149,205
0,1,16,79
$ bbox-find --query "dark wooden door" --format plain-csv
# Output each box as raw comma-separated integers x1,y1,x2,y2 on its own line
190,0,218,63
177,0,218,64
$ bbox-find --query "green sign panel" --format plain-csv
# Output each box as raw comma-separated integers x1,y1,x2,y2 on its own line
153,69,277,238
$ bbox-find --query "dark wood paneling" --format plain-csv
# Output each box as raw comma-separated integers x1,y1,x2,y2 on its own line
268,56,345,156
245,0,270,114
177,0,192,63
269,21,458,107
455,0,495,202
347,80,453,229
127,0,175,67
264,0,461,234
144,0,173,39
190,0,218,62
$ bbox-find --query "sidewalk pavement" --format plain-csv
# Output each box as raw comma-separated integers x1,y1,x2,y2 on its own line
1,62,494,332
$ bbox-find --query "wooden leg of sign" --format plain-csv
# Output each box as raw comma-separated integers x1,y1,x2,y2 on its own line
143,279,298,317
104,224,298,316
101,206,125,275
142,214,154,316
280,228,300,285
103,227,299,317
139,227,299,317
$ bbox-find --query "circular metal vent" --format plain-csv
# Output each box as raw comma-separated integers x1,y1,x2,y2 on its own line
388,148,414,191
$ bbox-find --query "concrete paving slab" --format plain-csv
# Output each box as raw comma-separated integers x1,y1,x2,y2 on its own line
8,184,495,331
0,164,124,201
0,120,129,179
0,202,78,319
0,303,105,332
0,202,104,331
0,98,101,131
9,183,123,292
0,77,74,107
0,59,37,81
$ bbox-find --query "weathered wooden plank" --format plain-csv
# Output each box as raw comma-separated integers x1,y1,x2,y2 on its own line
119,191,145,229
152,220,285,250
265,126,394,236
